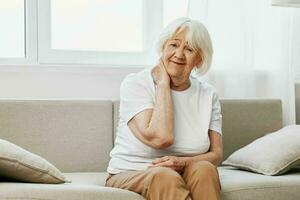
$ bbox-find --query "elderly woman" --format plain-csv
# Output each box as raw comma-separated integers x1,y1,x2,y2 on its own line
106,17,223,200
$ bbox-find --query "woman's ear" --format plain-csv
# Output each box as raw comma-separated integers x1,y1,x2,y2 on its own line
194,55,203,69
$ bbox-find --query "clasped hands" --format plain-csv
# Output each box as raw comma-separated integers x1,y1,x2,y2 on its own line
149,156,189,174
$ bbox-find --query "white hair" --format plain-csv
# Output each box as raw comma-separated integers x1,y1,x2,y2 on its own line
157,17,213,77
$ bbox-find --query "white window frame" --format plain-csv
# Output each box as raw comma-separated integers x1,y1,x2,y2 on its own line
37,0,163,67
0,0,37,65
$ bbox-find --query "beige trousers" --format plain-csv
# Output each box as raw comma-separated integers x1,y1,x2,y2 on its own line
105,160,221,200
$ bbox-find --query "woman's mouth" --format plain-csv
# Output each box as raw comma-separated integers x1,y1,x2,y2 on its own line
170,60,185,65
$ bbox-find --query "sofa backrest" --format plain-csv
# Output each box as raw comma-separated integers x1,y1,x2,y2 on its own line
295,82,300,124
114,99,283,160
0,100,113,172
220,99,282,159
0,99,282,172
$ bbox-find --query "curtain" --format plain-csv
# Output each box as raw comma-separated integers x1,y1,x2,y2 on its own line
188,0,296,125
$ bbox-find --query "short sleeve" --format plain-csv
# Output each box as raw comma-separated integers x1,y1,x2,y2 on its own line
119,74,154,124
209,90,222,135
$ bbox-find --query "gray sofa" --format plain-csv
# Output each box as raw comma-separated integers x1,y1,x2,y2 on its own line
0,99,300,200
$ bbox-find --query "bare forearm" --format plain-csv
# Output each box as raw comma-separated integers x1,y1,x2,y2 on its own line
147,83,173,143
183,150,223,167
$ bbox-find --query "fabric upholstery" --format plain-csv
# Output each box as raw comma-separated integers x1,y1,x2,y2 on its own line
113,101,120,140
1,169,300,200
0,100,113,172
0,138,66,183
220,99,282,160
1,99,297,200
219,166,300,200
0,172,145,200
295,82,300,124
223,125,300,175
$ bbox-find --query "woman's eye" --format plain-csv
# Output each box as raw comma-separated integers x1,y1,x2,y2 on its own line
186,48,193,52
170,43,177,47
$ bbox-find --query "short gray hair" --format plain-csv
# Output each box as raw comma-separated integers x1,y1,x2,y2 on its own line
157,17,213,77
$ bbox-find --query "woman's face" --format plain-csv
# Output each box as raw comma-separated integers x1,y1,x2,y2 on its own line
162,28,202,82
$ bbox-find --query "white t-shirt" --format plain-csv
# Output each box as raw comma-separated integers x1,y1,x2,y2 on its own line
107,67,222,174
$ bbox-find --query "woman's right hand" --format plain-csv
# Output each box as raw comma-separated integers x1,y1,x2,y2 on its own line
151,59,170,87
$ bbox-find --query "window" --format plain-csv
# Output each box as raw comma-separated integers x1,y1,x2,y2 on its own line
0,0,189,66
51,0,143,52
0,0,25,58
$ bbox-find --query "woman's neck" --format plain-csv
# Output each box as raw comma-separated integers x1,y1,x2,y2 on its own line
170,77,191,91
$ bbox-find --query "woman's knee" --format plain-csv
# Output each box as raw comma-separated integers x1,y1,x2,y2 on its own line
149,167,182,180
146,167,190,199
186,161,219,179
147,167,187,187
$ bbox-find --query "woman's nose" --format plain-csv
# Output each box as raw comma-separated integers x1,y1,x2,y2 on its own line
174,48,185,59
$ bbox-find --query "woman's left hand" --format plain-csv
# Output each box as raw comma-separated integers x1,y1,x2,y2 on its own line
149,156,188,174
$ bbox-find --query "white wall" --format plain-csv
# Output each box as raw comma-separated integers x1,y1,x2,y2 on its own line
0,65,141,99
294,12,300,123
293,11,300,79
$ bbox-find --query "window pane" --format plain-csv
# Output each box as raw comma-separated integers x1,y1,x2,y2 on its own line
163,0,188,27
51,0,143,52
0,0,25,58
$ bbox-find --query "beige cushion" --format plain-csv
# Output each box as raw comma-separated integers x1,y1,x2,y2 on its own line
0,172,145,200
219,166,300,200
222,125,300,175
0,139,67,183
220,99,282,161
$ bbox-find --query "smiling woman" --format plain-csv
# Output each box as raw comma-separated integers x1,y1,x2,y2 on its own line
105,17,223,200
160,28,202,90
157,18,213,78
157,19,212,91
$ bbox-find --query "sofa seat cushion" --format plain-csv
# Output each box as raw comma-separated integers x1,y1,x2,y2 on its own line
2,169,300,200
0,172,145,200
219,166,300,200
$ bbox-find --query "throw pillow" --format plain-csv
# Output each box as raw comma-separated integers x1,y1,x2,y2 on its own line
0,138,67,183
222,125,300,175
